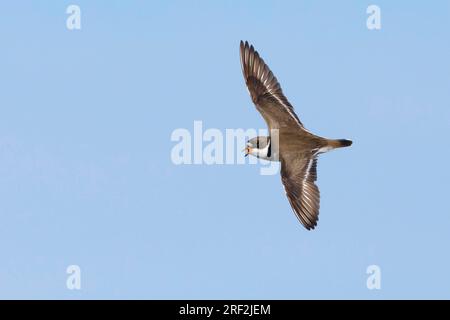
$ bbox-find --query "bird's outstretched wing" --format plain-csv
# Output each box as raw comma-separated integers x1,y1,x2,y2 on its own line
280,154,320,230
240,40,304,130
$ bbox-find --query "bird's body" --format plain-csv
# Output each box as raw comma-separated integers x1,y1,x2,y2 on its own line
240,41,352,230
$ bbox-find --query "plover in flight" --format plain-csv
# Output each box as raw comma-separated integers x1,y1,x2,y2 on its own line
240,41,352,230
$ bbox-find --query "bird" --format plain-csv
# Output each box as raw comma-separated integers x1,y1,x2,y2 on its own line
240,40,352,230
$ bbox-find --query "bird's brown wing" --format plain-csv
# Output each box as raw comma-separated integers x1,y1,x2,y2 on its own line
240,41,304,131
280,153,320,230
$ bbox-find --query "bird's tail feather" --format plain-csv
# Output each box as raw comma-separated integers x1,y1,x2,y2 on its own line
327,139,353,149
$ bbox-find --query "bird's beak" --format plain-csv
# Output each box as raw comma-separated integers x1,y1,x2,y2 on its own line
243,147,251,157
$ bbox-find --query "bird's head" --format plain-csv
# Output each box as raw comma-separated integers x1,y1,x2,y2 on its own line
244,136,271,159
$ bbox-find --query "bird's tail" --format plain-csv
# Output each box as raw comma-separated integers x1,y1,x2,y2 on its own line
326,139,353,149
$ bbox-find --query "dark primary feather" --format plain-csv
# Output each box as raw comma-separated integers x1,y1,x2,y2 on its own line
240,40,304,130
280,155,320,230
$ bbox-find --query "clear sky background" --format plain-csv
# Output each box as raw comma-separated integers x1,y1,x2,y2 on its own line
1,1,449,299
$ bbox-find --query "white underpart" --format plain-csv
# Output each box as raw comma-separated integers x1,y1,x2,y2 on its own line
249,143,272,160
304,157,314,181
317,145,333,154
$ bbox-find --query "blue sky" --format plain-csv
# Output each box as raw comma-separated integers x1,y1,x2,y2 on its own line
0,1,449,299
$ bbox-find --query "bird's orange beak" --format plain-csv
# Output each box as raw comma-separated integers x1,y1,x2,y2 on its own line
243,147,251,157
